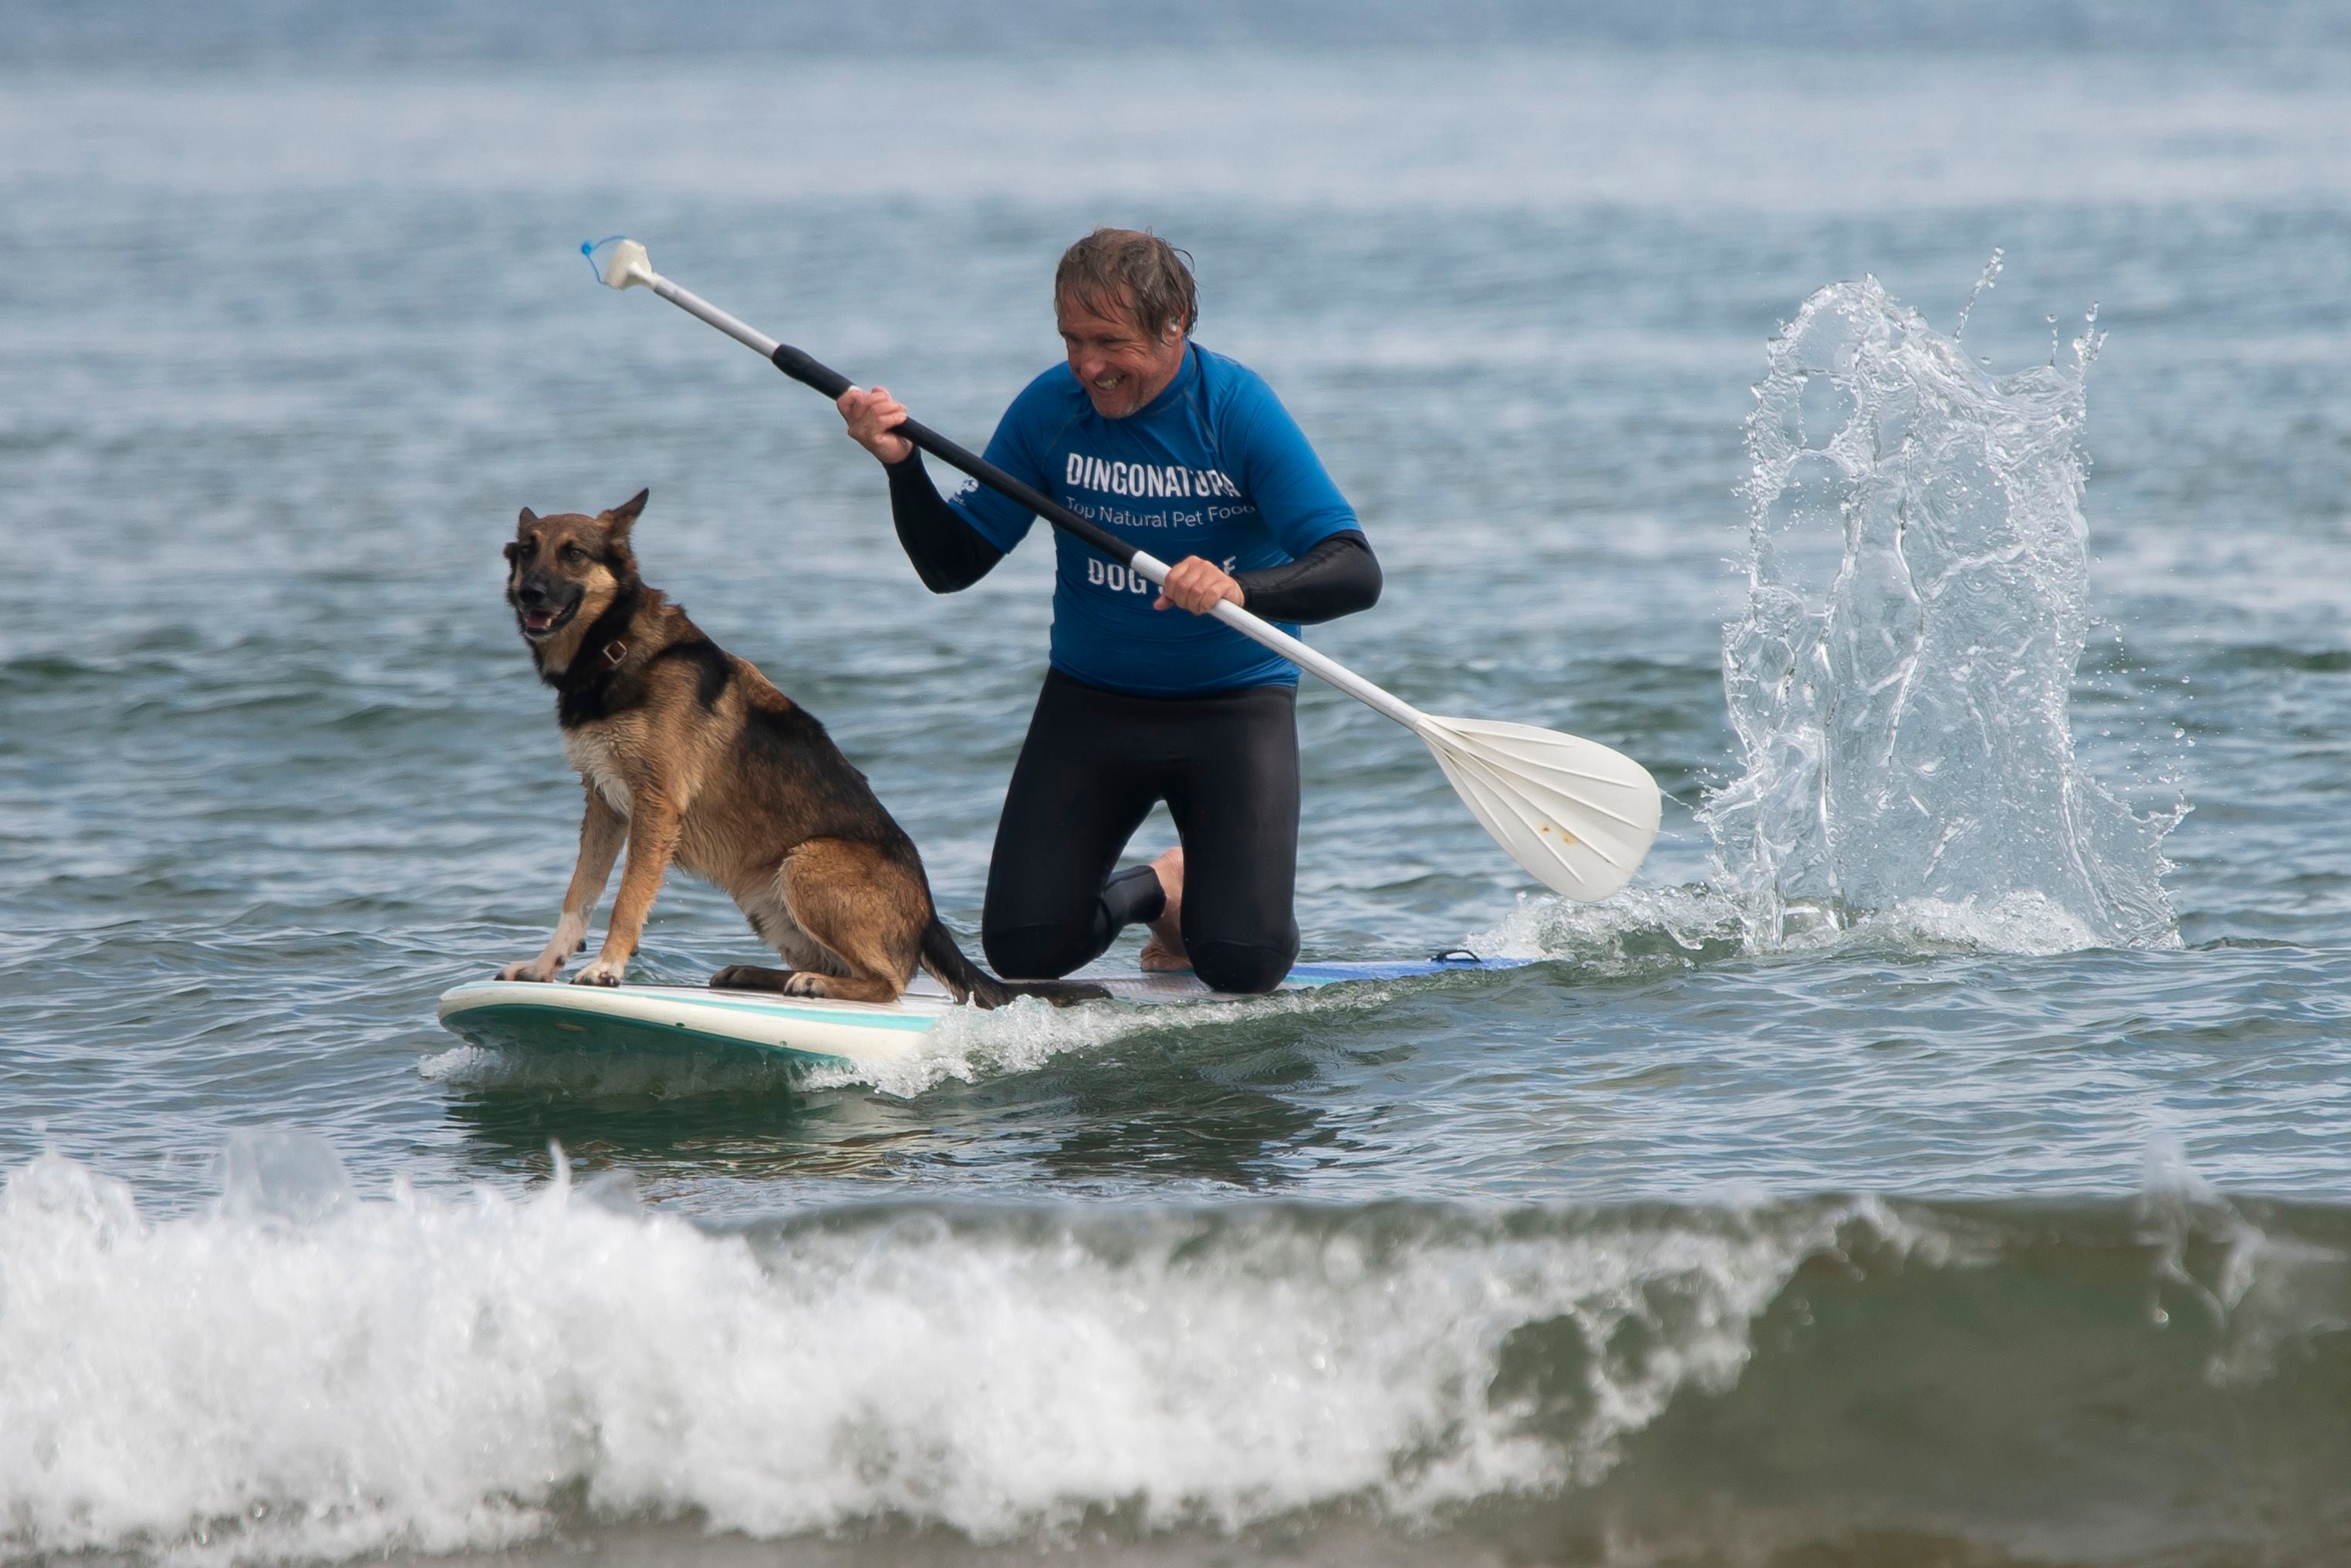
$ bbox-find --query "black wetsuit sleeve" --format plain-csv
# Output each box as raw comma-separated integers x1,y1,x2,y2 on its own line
886,451,1007,593
1231,530,1381,624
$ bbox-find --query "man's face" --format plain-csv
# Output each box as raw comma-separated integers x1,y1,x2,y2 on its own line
1058,292,1187,418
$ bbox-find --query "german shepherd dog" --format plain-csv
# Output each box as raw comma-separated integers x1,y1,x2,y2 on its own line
498,490,1103,1009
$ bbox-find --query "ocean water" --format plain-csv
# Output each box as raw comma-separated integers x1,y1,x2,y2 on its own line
5,5,2350,1563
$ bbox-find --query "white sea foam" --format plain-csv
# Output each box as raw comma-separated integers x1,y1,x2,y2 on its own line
813,984,1399,1098
1465,884,1747,968
0,1138,1871,1564
1472,883,2116,964
415,1043,498,1083
1698,275,2181,952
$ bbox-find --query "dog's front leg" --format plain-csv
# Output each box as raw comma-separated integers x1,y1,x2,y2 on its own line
499,791,627,982
573,792,682,986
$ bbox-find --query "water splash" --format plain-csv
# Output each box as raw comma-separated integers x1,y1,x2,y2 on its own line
1952,246,2003,342
1699,275,2179,951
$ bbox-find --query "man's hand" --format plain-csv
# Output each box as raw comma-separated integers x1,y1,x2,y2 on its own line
837,386,914,465
1154,556,1244,616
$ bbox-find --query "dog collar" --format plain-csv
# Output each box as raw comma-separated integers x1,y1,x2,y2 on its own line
602,639,628,667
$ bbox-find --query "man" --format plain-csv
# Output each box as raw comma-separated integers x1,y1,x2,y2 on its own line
836,228,1380,994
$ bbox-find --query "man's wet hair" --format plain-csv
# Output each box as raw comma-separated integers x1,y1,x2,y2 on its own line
1055,228,1198,340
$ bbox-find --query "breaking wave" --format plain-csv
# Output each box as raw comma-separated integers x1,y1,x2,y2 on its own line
4,1136,2347,1565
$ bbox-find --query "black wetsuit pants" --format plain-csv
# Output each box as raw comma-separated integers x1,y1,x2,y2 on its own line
981,669,1301,995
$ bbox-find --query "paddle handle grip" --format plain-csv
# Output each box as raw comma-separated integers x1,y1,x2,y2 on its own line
769,344,853,399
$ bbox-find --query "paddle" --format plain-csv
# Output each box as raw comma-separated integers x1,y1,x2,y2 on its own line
585,238,1660,901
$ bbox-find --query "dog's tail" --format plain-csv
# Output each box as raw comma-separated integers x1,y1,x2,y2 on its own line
920,919,1109,1009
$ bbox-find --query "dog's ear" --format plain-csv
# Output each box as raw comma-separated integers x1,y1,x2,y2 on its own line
502,540,522,565
603,489,649,543
517,506,538,529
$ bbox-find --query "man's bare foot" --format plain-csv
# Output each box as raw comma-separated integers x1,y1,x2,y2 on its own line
1138,847,1189,970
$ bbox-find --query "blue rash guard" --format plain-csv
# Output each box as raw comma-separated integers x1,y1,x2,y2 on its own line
946,343,1362,698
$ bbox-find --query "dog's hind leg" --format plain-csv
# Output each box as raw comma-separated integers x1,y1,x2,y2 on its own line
709,964,796,992
770,838,929,1005
574,793,683,986
708,889,846,991
499,791,626,982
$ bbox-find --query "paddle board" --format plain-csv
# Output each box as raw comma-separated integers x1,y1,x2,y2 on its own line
434,953,1527,1072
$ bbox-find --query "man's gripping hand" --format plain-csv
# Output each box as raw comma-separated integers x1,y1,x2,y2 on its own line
1154,556,1244,616
837,386,914,465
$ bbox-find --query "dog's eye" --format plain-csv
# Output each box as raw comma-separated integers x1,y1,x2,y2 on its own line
561,545,587,564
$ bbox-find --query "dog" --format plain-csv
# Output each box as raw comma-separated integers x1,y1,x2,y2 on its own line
498,489,1104,1009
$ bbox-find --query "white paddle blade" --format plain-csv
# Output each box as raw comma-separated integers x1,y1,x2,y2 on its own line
600,239,656,291
1415,715,1661,901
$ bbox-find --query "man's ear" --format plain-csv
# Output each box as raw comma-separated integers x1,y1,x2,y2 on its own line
603,488,649,543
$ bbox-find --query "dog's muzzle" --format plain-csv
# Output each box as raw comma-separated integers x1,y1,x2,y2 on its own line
512,578,581,641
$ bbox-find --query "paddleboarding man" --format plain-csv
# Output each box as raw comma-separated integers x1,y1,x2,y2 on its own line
836,228,1380,994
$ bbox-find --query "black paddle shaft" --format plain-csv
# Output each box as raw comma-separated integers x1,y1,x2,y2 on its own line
771,343,1143,570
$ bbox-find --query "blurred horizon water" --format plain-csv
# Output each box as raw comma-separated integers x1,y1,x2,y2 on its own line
12,0,2351,65
4,5,2349,1564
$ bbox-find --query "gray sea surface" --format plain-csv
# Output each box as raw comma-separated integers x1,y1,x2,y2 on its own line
3,6,2349,1565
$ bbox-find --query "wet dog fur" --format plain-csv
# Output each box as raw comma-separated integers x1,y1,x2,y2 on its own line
498,490,1104,1009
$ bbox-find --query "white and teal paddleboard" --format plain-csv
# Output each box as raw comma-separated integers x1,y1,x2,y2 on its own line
435,955,1525,1073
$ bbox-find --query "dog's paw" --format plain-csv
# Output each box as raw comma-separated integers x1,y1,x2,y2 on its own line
573,958,627,987
780,972,831,999
497,958,558,982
